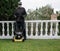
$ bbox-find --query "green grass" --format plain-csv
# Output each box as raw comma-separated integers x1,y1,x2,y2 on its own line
0,39,60,51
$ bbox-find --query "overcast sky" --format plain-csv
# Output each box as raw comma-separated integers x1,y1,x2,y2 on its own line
21,0,60,13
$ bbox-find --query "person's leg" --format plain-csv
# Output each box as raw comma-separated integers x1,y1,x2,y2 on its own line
22,22,26,40
16,22,20,32
18,21,26,40
58,23,60,35
14,22,16,35
23,29,26,40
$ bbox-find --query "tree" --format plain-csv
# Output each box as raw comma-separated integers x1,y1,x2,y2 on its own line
26,5,53,20
0,0,20,21
40,5,53,18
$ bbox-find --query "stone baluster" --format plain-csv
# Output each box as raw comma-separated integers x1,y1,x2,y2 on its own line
2,23,4,36
7,23,9,36
45,22,48,36
40,22,43,36
36,22,38,36
31,22,33,36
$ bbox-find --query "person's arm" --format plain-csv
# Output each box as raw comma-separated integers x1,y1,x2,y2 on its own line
13,8,18,18
23,8,27,17
14,10,17,18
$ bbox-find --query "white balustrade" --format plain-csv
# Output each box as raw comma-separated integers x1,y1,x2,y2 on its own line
26,23,28,37
55,22,58,36
36,22,38,36
7,23,9,36
45,22,48,36
12,22,14,36
41,21,43,36
0,20,60,39
31,22,33,36
2,23,4,36
50,22,53,36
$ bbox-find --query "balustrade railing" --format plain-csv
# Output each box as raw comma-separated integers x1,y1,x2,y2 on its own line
0,20,60,39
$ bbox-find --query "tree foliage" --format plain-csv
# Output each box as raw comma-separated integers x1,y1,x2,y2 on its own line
26,5,53,20
0,0,20,20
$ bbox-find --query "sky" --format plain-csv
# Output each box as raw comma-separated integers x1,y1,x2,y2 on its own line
21,0,60,13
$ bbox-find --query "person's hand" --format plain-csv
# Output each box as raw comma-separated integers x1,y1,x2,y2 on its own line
14,15,16,18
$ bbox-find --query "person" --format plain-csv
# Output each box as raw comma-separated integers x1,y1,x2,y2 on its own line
57,15,60,35
14,2,27,40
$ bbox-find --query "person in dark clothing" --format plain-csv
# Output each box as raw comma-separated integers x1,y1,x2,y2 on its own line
57,15,60,35
14,2,27,40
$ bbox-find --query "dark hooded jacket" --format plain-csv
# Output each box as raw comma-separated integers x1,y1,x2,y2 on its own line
14,7,27,22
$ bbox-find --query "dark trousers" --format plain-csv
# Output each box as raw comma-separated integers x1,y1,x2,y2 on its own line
14,21,26,40
58,23,60,35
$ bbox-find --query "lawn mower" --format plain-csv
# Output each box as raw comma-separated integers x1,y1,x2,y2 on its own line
13,22,25,42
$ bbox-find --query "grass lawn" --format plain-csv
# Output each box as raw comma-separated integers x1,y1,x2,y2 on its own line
0,39,60,51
